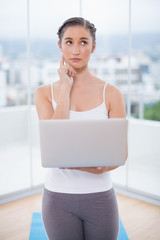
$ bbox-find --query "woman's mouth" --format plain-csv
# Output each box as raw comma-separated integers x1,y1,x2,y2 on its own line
71,58,81,62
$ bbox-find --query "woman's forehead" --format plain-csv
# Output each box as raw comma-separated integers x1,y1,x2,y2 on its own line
62,25,91,39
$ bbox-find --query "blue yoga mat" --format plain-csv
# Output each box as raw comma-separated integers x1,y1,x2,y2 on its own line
29,212,129,240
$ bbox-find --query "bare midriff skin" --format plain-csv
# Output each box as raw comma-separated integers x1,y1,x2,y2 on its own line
35,25,127,174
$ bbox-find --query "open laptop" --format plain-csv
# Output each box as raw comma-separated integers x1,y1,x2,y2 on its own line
39,119,128,168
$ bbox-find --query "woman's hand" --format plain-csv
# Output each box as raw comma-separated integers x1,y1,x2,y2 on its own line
59,166,118,174
57,55,76,87
60,167,104,174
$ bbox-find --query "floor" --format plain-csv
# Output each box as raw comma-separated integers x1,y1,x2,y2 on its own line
0,193,160,240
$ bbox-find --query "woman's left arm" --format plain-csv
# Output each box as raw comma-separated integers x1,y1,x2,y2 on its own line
60,166,118,174
101,84,127,172
64,84,127,174
107,84,126,119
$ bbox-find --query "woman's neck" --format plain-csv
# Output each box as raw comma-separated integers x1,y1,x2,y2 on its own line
72,65,93,87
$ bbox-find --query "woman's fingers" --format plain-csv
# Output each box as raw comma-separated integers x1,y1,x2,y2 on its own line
66,66,76,76
60,55,65,67
59,167,105,174
58,55,76,86
60,55,76,75
68,69,76,77
96,167,103,170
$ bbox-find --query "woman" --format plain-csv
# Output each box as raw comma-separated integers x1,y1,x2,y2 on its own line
35,17,127,240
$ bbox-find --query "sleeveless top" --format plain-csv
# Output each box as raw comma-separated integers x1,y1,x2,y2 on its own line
44,81,112,194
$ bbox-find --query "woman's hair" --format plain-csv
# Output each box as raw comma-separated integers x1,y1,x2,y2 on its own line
57,17,96,45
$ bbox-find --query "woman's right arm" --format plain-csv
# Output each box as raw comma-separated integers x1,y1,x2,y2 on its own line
35,55,76,120
34,83,72,120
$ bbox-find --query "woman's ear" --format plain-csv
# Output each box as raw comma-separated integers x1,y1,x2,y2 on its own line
58,40,62,52
91,42,96,53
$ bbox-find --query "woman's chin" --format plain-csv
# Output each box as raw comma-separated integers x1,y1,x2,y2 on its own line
70,63,88,72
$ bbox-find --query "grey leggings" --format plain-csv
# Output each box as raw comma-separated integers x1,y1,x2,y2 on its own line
42,188,119,240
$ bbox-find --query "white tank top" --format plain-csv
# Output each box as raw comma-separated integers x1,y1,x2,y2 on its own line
44,81,112,194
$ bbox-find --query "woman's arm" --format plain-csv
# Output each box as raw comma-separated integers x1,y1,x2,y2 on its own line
107,84,126,119
35,83,72,120
61,166,118,174
67,84,127,174
35,55,76,120
102,84,127,172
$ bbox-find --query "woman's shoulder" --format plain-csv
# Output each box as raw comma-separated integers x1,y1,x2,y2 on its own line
35,81,59,97
92,75,106,87
106,83,121,96
93,75,121,95
104,83,123,109
35,84,50,98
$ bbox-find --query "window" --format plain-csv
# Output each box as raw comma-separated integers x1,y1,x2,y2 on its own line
0,0,160,203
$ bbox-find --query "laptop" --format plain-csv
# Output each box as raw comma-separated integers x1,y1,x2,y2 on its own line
39,119,128,168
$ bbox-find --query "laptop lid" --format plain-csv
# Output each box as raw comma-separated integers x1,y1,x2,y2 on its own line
39,119,128,168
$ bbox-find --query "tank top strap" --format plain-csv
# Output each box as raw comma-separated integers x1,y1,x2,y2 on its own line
103,81,108,103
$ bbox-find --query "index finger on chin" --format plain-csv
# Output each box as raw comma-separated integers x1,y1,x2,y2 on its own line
60,55,64,67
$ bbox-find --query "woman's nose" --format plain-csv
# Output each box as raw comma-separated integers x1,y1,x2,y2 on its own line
72,45,80,55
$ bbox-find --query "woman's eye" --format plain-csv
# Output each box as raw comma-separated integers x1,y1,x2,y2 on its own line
66,41,72,45
81,41,87,45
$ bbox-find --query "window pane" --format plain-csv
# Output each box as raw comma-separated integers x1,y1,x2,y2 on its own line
0,0,31,195
128,0,160,197
131,0,160,120
1,0,159,202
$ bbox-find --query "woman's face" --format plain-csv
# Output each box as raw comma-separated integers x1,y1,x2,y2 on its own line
58,25,96,70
